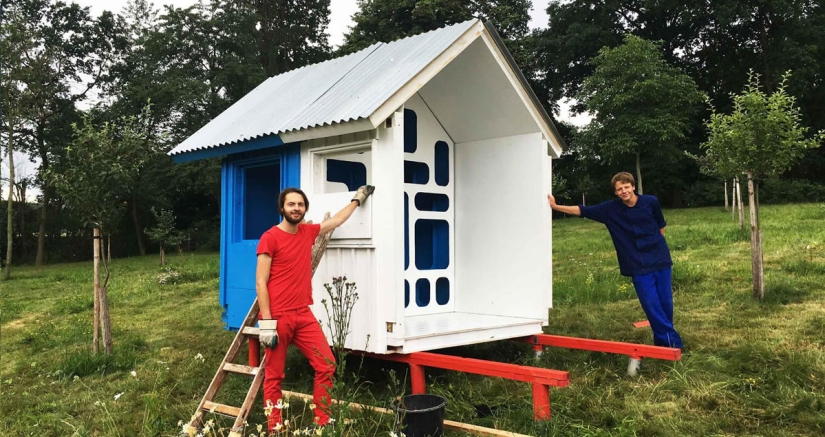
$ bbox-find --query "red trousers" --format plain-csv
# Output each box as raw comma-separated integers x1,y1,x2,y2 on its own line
262,306,335,429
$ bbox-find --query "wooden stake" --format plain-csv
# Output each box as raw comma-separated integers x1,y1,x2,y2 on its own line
747,172,764,300
93,228,101,354
724,180,729,210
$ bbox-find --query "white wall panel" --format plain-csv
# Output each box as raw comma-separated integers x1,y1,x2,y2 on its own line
403,94,456,317
454,133,552,320
310,247,378,352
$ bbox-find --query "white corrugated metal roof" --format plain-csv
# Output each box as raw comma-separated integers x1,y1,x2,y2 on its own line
169,19,480,157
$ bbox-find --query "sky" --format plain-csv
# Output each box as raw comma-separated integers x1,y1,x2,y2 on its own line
4,0,580,198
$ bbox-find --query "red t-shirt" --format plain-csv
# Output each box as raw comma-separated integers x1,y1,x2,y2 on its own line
256,223,321,313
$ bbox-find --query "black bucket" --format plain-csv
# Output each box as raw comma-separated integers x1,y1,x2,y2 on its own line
394,394,447,437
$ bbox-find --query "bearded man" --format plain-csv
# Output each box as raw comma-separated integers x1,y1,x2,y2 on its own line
255,186,374,431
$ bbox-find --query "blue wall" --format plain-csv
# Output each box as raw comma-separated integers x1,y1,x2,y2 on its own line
219,144,301,330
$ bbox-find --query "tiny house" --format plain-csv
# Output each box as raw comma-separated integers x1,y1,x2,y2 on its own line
169,19,565,354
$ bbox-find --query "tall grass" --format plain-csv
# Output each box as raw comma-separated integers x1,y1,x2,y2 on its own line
1,204,824,435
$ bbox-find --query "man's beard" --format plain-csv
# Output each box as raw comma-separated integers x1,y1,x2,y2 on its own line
282,210,305,225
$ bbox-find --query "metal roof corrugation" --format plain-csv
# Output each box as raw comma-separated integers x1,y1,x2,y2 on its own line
169,19,479,156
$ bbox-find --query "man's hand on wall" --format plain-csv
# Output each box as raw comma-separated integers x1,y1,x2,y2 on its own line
352,185,375,206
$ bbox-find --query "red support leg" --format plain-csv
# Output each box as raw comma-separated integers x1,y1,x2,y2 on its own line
410,363,426,394
249,337,260,368
532,383,551,420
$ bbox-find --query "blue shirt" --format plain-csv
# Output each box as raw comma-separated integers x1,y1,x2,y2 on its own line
579,195,672,277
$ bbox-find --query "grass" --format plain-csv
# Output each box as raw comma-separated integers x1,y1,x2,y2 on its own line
1,203,825,436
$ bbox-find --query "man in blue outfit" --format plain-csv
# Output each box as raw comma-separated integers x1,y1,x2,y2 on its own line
547,172,683,349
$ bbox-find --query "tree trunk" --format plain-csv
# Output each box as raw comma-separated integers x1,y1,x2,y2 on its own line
582,193,586,206
159,244,165,266
107,234,111,265
93,227,101,354
747,172,765,300
131,194,147,256
4,120,15,280
18,184,25,261
35,175,51,267
724,180,729,210
635,152,643,195
98,233,113,354
736,177,745,229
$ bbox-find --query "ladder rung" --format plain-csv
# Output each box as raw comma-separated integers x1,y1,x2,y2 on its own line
202,401,241,418
242,326,260,336
224,362,259,376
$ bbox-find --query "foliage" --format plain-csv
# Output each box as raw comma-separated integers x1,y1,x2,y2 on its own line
575,35,705,192
702,71,824,182
342,0,531,53
48,106,159,231
145,207,185,265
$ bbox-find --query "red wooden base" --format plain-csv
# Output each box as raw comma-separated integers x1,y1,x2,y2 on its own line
248,338,260,368
519,334,681,361
347,335,680,422
364,350,568,420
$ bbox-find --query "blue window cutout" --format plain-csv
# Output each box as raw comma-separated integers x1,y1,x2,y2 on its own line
416,278,430,307
415,219,449,270
404,109,417,153
405,161,429,185
243,164,281,240
404,193,410,270
405,280,410,308
326,159,367,191
415,193,449,212
434,141,449,186
436,278,450,305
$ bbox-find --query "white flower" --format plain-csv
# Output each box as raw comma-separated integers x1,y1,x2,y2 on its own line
130,371,137,377
195,353,205,362
114,392,124,401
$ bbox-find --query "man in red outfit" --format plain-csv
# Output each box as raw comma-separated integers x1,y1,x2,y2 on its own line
255,186,374,431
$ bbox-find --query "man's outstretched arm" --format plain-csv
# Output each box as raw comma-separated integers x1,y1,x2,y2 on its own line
319,185,375,234
547,194,581,216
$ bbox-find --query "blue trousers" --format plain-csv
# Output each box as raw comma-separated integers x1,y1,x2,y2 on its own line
631,267,683,349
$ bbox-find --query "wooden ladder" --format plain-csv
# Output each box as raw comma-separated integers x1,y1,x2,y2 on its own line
184,214,335,437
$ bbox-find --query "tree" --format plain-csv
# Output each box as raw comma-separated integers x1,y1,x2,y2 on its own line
2,0,121,267
702,72,823,300
238,0,331,77
575,35,704,194
48,107,159,354
0,1,35,279
343,0,530,52
534,0,825,186
145,207,184,266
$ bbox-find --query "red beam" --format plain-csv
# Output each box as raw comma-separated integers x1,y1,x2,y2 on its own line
365,351,569,387
520,334,681,361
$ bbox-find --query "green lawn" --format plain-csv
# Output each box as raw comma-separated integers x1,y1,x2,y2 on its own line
1,203,824,436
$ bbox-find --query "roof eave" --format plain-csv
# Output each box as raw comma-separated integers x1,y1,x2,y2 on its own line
481,21,568,157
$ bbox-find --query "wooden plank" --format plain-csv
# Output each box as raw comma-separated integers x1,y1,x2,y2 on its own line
241,326,260,336
202,401,241,418
366,351,569,387
521,334,681,361
281,390,532,437
223,363,259,376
